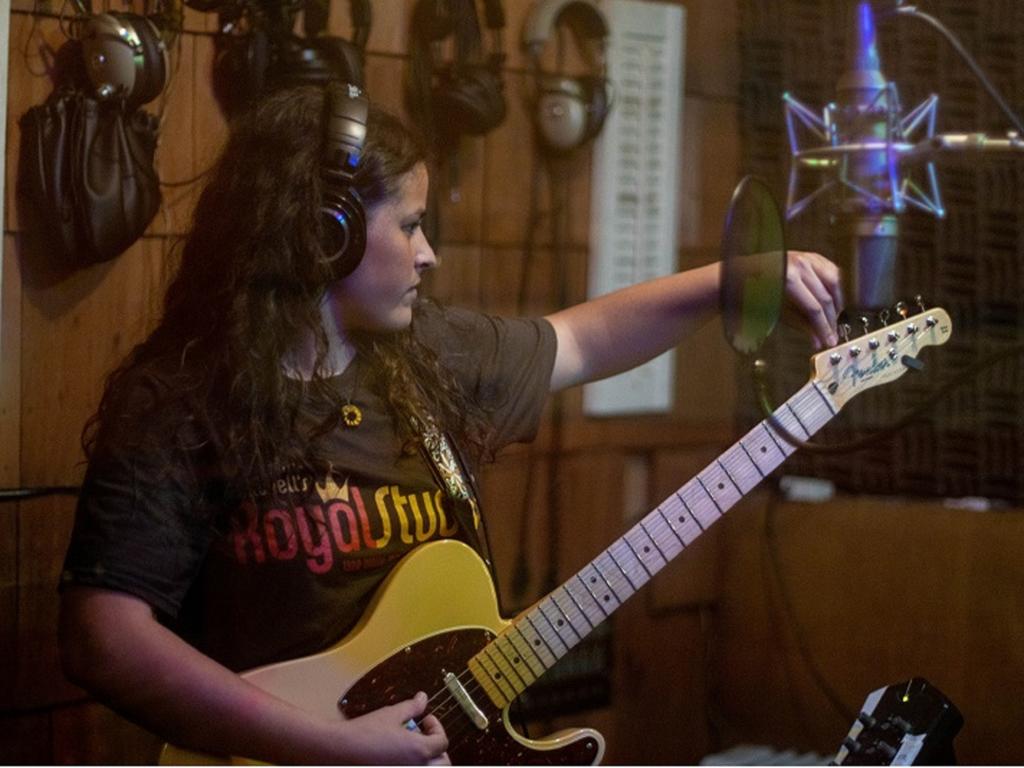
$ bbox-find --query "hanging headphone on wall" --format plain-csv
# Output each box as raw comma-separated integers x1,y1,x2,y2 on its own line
266,0,370,90
79,12,169,109
320,81,369,280
522,0,611,153
210,0,370,117
407,0,507,142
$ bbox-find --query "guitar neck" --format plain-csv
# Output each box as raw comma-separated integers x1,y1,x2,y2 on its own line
467,379,839,708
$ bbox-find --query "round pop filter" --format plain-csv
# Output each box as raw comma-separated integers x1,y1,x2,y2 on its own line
720,175,787,356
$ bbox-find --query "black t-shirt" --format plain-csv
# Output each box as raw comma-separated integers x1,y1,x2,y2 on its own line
62,304,557,671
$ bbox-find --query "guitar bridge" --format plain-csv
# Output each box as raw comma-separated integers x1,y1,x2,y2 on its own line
444,672,489,730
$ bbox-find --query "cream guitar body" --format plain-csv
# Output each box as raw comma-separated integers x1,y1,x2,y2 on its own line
160,539,605,765
161,308,952,766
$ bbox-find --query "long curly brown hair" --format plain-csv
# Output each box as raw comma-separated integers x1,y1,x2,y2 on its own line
84,85,492,493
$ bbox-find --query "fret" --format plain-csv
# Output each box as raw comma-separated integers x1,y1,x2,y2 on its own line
638,519,670,562
658,496,702,545
761,420,791,457
575,573,612,618
738,440,768,479
506,625,549,677
655,505,687,547
623,527,666,574
717,458,744,494
796,383,835,433
810,380,838,416
697,464,743,512
582,561,624,607
538,598,582,645
621,535,655,579
607,541,646,591
594,550,637,598
522,613,562,662
719,447,762,493
489,636,534,690
470,653,516,705
678,482,721,530
640,510,683,559
551,586,595,633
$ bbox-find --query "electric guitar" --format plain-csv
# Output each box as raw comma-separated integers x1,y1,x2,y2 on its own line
161,308,953,766
832,677,963,765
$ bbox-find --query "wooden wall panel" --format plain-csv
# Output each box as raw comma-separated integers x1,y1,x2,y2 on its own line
1,233,20,485
19,235,165,485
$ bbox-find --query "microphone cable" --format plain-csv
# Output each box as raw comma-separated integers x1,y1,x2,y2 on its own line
888,4,1024,136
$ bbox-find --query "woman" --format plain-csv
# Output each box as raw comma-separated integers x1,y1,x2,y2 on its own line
59,84,842,765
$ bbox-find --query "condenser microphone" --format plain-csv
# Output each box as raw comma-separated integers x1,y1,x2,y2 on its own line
833,0,900,312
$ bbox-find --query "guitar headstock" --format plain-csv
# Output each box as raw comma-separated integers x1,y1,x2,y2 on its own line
812,307,952,409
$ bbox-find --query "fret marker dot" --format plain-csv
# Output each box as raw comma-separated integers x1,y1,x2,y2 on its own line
533,639,541,646
495,672,502,679
603,595,610,602
513,657,520,664
557,619,564,627
678,516,685,523
717,482,724,490
590,576,597,583
643,546,650,553
760,446,767,453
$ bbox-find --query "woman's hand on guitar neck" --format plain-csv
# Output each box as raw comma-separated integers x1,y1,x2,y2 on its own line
339,691,451,765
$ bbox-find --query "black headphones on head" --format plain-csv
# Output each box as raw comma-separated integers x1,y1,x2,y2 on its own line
79,11,169,109
408,0,507,142
522,0,611,153
320,81,370,281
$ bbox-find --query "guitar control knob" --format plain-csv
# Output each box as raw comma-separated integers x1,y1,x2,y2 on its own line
868,338,880,350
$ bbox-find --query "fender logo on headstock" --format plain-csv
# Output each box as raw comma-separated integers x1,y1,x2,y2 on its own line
841,356,895,387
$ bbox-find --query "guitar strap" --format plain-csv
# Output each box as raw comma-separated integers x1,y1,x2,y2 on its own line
410,414,496,577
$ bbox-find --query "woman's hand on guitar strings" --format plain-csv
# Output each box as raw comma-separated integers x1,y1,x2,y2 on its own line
339,691,450,765
783,250,844,349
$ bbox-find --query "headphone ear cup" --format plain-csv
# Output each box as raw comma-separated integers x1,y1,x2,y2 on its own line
124,14,168,108
577,74,610,144
435,67,506,136
320,186,367,280
535,75,589,152
213,25,268,116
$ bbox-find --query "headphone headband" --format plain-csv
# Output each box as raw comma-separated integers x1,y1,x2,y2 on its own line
522,0,608,58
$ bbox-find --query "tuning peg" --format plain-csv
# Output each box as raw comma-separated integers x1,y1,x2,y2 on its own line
915,295,927,313
895,301,909,319
879,308,891,326
859,315,871,335
839,323,851,343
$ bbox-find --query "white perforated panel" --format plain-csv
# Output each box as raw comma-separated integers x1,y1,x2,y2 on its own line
584,0,685,416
